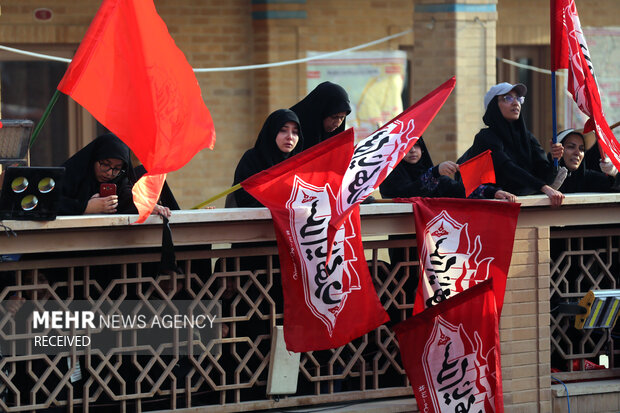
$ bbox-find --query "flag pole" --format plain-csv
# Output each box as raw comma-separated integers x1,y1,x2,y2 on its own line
551,71,559,168
191,183,241,209
29,89,61,149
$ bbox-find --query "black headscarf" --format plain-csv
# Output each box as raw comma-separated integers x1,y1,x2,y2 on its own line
379,138,447,198
58,133,137,215
555,130,619,193
458,95,553,195
290,81,351,149
233,109,303,207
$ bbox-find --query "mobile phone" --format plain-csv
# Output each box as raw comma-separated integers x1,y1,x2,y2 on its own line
99,183,117,197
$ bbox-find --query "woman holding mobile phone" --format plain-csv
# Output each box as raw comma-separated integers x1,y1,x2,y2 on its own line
58,133,139,215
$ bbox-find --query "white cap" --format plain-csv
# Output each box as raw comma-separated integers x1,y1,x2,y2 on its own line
484,82,527,110
556,128,584,144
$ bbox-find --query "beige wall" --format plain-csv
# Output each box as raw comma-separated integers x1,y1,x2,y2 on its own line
1,0,619,208
0,0,414,208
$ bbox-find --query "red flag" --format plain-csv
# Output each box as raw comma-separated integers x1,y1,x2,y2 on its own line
395,198,519,316
458,149,495,197
241,130,389,352
551,0,620,170
58,0,215,222
394,279,504,413
326,77,455,258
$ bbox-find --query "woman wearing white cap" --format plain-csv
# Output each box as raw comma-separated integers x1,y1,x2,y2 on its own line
459,82,565,206
552,129,620,193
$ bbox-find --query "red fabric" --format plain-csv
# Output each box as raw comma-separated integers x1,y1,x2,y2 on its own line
552,0,620,171
394,198,519,316
550,0,568,71
58,0,215,222
328,77,455,256
241,130,389,352
458,149,495,197
394,279,504,413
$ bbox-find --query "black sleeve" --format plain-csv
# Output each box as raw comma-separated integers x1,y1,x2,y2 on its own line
472,132,547,192
232,150,264,208
528,133,556,184
57,194,88,215
379,166,426,199
116,177,138,214
583,169,619,192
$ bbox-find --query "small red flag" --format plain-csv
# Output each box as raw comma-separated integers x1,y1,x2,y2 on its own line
458,149,495,197
394,279,504,413
58,0,215,222
394,197,519,316
242,130,389,352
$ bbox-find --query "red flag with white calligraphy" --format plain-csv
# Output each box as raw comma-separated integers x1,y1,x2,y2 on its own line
551,0,620,170
395,198,519,316
394,279,504,413
241,130,389,352
329,77,456,249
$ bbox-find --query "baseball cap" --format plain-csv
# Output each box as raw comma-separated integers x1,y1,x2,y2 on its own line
483,82,527,110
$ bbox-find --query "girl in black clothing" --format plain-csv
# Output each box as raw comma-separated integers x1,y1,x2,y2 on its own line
290,81,351,149
379,137,516,201
233,109,304,207
553,129,620,193
459,82,565,206
58,133,138,215
379,138,465,199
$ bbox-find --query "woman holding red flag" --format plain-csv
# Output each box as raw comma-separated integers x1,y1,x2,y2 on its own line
551,129,620,193
459,82,565,206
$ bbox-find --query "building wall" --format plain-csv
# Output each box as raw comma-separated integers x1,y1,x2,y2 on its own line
0,0,414,208
1,0,618,208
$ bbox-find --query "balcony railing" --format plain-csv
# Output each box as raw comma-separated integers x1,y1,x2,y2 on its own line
0,193,619,412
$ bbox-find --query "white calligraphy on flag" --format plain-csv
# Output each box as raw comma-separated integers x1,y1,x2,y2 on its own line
423,316,496,413
419,211,494,309
287,176,361,336
336,118,418,215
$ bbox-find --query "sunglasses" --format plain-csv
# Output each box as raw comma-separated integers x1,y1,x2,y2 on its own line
501,94,525,105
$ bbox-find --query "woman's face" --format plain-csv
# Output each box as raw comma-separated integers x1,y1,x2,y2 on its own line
94,157,124,183
498,91,523,122
322,112,347,133
275,121,300,153
403,144,422,164
562,134,585,172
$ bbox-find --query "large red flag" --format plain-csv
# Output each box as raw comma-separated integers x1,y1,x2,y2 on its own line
395,198,519,316
394,279,504,413
459,149,496,197
58,0,215,222
241,130,389,352
550,0,620,171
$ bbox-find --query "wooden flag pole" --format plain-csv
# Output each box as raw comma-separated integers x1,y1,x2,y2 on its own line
29,89,61,149
191,183,241,209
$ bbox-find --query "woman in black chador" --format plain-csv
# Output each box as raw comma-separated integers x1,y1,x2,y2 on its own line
379,137,465,199
459,82,565,206
233,109,304,207
58,133,138,215
290,81,351,149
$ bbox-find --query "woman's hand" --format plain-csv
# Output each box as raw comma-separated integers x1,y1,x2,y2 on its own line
152,204,171,218
494,190,518,203
541,185,564,207
85,193,118,214
550,142,564,159
438,161,459,176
